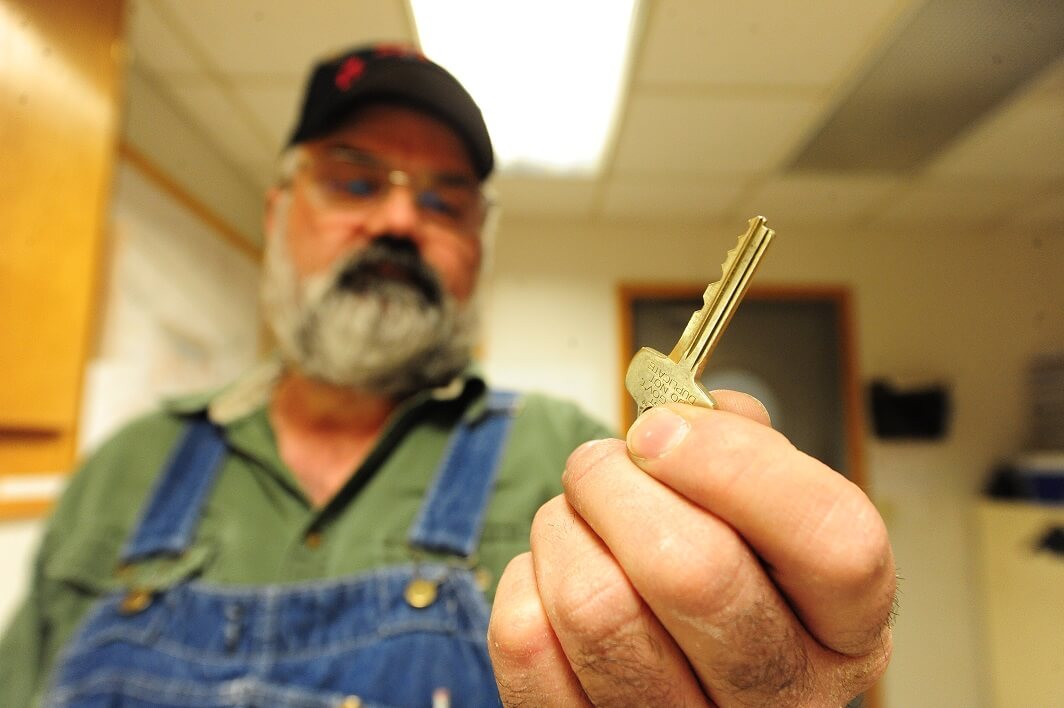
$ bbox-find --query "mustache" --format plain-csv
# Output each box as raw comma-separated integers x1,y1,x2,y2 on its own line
333,236,442,305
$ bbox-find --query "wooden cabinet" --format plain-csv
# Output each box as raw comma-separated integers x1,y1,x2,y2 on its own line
0,0,124,500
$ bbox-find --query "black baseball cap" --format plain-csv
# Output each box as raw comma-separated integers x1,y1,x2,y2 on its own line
286,43,494,180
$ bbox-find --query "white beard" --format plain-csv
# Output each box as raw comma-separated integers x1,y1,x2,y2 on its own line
260,194,478,398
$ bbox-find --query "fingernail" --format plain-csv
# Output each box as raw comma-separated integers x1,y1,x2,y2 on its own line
627,407,690,460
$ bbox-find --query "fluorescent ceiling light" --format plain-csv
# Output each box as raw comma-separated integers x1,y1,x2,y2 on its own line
411,0,640,176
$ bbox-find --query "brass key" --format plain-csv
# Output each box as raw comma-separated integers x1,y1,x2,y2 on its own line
625,216,775,416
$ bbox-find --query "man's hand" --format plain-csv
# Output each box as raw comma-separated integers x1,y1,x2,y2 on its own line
488,391,895,706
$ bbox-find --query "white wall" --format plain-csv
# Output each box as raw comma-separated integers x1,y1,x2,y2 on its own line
82,161,261,451
123,66,264,244
0,519,44,632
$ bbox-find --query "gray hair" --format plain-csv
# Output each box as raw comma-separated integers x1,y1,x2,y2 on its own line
274,146,303,187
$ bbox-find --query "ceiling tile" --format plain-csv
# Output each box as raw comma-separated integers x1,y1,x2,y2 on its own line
123,0,1064,236
165,79,276,179
234,81,305,152
600,177,745,222
1007,187,1064,228
153,0,413,77
734,174,903,226
236,155,278,195
492,177,598,220
128,0,203,74
1021,53,1064,99
867,179,1039,227
123,69,265,240
638,0,918,88
928,87,1064,180
611,92,823,176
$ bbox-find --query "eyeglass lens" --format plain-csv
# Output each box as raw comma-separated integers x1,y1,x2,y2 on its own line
308,148,482,229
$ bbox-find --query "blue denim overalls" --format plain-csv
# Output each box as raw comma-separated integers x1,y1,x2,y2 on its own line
45,392,519,707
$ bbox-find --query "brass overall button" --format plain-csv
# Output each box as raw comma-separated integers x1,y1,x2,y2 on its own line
119,588,152,614
404,578,438,609
474,566,492,592
339,696,362,708
304,530,323,549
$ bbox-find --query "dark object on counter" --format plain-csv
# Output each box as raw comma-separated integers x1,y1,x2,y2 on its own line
984,464,1027,500
984,457,1064,504
1034,526,1064,557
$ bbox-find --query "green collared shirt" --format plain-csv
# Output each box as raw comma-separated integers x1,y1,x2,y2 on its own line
0,365,612,706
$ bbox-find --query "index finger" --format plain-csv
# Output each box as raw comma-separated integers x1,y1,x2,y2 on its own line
709,389,772,426
626,401,895,657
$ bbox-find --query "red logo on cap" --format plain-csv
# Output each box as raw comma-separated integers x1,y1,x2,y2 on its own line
335,56,366,90
374,44,425,61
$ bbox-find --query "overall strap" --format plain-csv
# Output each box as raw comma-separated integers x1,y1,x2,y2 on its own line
408,389,520,558
120,416,229,563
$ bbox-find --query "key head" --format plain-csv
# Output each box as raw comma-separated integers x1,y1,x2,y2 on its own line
625,346,717,416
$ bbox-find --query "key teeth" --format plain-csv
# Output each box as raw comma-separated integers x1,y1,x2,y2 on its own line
705,235,747,298
702,279,721,306
716,217,771,288
701,235,747,302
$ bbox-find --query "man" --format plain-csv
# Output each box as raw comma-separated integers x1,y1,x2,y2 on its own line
1,45,894,706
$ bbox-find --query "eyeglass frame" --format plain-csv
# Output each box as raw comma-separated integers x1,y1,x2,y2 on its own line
287,145,492,238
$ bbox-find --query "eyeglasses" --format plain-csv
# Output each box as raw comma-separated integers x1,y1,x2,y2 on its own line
297,147,487,235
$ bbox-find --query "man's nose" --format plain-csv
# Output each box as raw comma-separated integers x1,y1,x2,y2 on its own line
363,181,421,237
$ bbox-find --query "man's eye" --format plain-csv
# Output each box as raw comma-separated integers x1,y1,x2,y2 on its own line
417,190,460,217
337,178,379,197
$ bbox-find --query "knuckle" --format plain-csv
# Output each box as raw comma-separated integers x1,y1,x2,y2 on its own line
860,628,893,686
828,625,894,701
487,603,555,670
549,567,642,650
702,406,770,451
561,438,623,491
819,495,894,596
529,495,573,547
696,413,783,492
649,524,751,620
710,601,814,702
565,437,618,468
871,626,894,678
487,553,560,676
807,492,897,656
548,573,689,705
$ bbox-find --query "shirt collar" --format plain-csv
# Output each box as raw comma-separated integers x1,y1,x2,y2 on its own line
162,359,489,426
